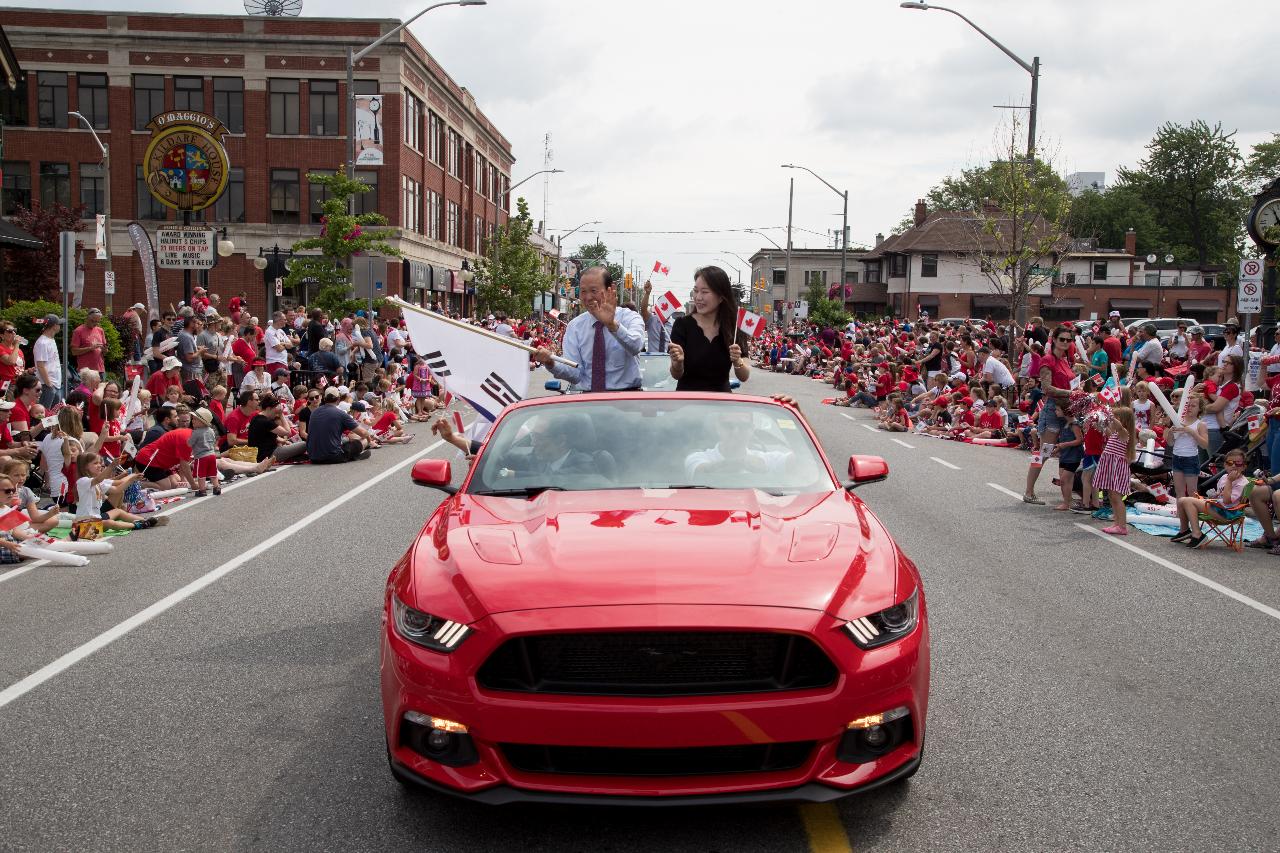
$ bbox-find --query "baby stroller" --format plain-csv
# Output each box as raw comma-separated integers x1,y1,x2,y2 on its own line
1197,403,1267,493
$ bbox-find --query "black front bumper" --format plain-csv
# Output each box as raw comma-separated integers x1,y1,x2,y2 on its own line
391,752,920,807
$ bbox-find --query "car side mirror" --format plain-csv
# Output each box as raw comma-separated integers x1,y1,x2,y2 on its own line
411,458,456,494
844,455,888,490
544,379,564,393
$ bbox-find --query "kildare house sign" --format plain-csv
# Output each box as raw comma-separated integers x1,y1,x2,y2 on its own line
142,111,231,212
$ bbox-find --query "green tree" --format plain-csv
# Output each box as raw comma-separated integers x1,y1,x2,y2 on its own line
1243,132,1280,193
901,156,1070,232
1114,120,1246,269
803,273,849,329
573,240,623,283
1,202,87,304
1067,184,1166,257
284,171,400,302
0,299,123,373
475,197,552,316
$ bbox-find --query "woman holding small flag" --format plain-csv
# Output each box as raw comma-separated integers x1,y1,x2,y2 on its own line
668,266,751,393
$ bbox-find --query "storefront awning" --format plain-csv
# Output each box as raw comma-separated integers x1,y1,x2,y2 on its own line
431,266,451,292
1109,298,1152,310
915,294,940,305
1043,298,1083,308
403,259,431,291
0,220,42,249
971,295,1011,308
1177,299,1222,312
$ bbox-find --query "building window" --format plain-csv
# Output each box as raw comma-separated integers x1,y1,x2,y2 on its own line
2,162,31,214
402,176,421,232
135,165,167,219
426,189,441,240
427,111,443,165
803,270,828,288
474,215,483,250
845,270,859,284
1144,272,1159,287
403,90,421,149
77,73,109,129
1204,276,1215,288
308,169,335,223
212,167,245,222
37,72,69,128
133,74,164,130
39,162,70,207
353,170,378,216
447,130,462,178
447,201,460,246
771,268,786,286
0,73,27,126
270,168,300,224
79,162,105,216
269,79,299,135
213,77,244,133
920,254,938,278
309,80,338,136
1093,260,1108,282
889,255,907,277
865,261,881,283
479,158,489,197
174,76,203,112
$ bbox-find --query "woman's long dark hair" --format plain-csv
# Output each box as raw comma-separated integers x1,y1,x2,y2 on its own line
693,265,742,347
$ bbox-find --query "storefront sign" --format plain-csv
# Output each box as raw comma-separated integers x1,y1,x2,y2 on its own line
142,111,231,212
156,226,217,269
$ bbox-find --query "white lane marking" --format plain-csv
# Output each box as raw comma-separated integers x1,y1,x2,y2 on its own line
987,483,1026,501
0,439,447,712
0,469,286,587
890,439,915,449
930,457,961,470
1075,523,1280,623
860,424,878,433
838,412,855,421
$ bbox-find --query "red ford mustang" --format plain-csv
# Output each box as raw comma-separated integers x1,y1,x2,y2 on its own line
381,393,929,805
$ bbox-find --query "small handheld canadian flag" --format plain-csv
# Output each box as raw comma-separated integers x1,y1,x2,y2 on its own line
452,410,465,434
1100,382,1122,404
652,260,670,276
736,307,765,338
652,291,681,324
317,375,328,388
441,390,454,408
1248,413,1263,432
1148,481,1170,503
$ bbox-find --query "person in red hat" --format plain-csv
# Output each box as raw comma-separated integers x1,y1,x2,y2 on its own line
240,358,271,394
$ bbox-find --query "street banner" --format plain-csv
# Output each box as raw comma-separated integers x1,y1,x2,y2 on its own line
127,221,160,322
736,307,765,338
355,94,384,166
653,291,681,324
392,297,537,422
73,250,85,309
95,214,107,260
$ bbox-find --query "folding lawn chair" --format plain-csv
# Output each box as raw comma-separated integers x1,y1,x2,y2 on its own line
1195,482,1254,552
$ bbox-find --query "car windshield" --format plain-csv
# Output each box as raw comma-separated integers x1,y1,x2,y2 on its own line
638,353,678,391
468,398,833,496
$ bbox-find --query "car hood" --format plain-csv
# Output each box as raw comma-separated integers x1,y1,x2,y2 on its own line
409,489,900,620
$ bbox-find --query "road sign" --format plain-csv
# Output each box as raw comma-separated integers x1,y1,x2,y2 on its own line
1238,280,1261,314
156,226,216,269
1240,258,1264,283
274,277,283,297
104,270,116,295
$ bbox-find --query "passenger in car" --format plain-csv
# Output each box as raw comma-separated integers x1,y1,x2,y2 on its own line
668,266,751,393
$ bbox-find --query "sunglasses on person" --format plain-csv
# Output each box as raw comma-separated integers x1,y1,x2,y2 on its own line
1225,459,1245,467
1056,336,1073,343
0,328,13,334
308,394,320,401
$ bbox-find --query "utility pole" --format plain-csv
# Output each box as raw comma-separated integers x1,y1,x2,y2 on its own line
785,177,793,322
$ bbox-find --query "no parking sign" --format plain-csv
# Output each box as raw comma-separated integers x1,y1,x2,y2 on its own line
1238,258,1262,313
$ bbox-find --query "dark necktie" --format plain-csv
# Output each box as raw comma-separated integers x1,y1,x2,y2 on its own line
592,321,607,391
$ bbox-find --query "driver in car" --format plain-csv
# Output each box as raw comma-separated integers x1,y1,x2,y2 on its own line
684,411,792,479
499,412,599,477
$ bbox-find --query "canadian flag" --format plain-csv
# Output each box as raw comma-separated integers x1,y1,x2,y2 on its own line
736,307,765,338
441,390,454,408
653,290,681,324
1099,383,1122,404
652,260,670,276
1148,481,1170,503
317,375,328,388
0,508,29,532
452,410,465,434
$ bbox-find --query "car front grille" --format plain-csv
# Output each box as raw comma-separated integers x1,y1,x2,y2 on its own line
500,741,816,777
477,631,837,696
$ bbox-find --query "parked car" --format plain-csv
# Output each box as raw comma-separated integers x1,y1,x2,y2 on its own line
1125,317,1197,341
385,393,929,804
1198,323,1226,351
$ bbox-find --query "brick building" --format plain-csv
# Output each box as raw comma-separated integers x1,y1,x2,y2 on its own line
0,7,514,319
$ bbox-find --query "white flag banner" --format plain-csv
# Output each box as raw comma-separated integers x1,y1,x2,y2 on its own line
398,304,530,422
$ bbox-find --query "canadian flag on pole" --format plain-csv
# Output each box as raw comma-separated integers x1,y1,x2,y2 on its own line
652,260,670,276
653,290,681,324
736,307,765,338
1099,382,1122,404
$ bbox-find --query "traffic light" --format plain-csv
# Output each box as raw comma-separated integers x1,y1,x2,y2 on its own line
624,272,633,289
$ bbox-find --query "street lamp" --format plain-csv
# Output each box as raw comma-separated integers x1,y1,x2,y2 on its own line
345,0,486,189
899,2,1039,162
486,168,563,312
254,244,294,317
553,220,601,311
68,110,112,314
783,163,849,295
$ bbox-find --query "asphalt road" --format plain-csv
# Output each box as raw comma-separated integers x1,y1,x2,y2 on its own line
1,369,1277,853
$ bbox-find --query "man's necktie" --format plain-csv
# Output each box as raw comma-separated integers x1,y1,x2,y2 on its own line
592,321,607,391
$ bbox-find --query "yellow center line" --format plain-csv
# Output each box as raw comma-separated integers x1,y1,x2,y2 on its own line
799,803,854,853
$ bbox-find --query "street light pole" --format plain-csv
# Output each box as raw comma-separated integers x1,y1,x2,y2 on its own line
553,220,600,312
488,168,562,313
69,111,111,315
785,178,793,322
783,163,848,298
345,0,486,190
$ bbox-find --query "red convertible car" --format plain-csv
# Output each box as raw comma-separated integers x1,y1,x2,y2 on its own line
381,393,929,805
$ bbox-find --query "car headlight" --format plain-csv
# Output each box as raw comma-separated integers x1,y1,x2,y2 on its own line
392,595,471,652
843,588,919,649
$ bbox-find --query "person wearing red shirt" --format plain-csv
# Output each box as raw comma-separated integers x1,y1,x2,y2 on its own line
71,309,108,375
874,369,894,401
1187,327,1214,365
0,323,25,386
134,427,195,489
966,399,1007,440
1024,325,1080,503
220,391,259,450
146,358,184,405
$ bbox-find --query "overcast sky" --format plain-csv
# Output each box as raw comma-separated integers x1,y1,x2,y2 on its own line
11,0,1278,284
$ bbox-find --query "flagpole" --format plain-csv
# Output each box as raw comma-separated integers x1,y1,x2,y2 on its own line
387,296,579,368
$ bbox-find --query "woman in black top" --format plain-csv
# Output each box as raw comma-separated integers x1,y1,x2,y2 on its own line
668,265,750,392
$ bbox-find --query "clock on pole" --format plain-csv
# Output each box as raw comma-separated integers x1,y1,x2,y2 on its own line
1247,177,1280,347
